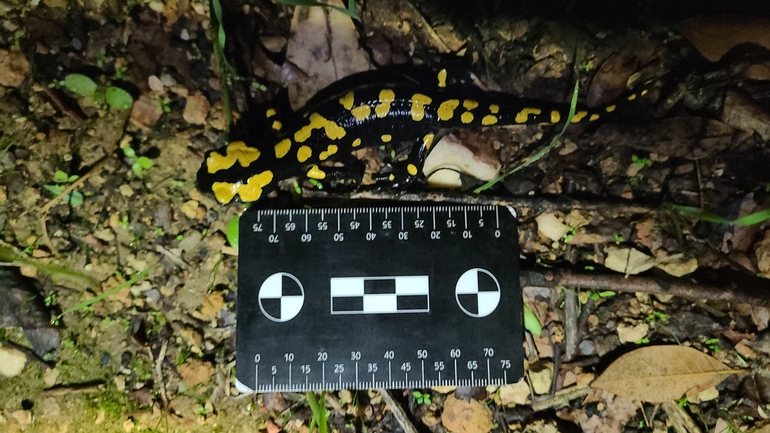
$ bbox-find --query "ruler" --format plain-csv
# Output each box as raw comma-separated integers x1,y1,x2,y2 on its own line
235,205,523,392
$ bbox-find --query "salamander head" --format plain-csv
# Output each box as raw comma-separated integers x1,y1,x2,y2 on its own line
197,141,278,204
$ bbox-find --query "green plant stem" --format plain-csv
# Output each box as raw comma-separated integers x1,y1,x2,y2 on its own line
474,80,580,193
54,265,155,323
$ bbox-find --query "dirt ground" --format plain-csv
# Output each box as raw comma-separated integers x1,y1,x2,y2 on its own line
2,0,770,432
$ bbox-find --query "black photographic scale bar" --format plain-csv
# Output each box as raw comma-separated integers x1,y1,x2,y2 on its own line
235,205,524,393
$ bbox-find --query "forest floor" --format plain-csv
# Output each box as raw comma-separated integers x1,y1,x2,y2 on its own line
2,0,770,432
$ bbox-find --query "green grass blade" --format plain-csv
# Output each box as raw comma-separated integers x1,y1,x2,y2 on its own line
474,79,579,193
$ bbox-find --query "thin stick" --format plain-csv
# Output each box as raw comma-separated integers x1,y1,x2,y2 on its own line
19,158,110,219
531,385,590,412
39,218,60,258
662,401,702,433
377,389,419,433
520,269,770,307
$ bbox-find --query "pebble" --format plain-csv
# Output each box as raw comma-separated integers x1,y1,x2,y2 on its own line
183,93,210,125
0,346,27,377
148,75,164,91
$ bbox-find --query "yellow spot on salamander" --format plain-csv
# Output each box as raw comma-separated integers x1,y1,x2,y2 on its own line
211,170,274,203
381,134,392,143
627,93,637,101
463,100,478,110
351,104,371,121
437,69,447,88
461,112,474,123
375,89,395,118
515,107,542,123
489,104,499,114
571,111,588,123
423,133,435,149
437,99,460,121
294,113,346,143
407,164,418,176
550,111,561,124
275,138,292,158
266,108,277,118
352,138,362,147
206,141,261,173
339,92,354,110
481,115,498,125
641,89,649,96
297,145,312,163
306,165,326,180
410,93,432,121
388,174,395,181
319,144,339,161
272,120,282,130
605,105,616,113
589,114,600,121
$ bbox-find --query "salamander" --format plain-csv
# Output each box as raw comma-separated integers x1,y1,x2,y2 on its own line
197,69,645,204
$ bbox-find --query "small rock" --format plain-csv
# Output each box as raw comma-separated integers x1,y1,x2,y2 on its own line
119,184,134,197
266,419,281,433
160,74,177,87
441,395,494,433
0,346,28,377
95,409,106,425
535,213,570,242
339,389,353,404
148,75,164,91
179,359,215,387
183,93,210,125
43,368,60,387
0,48,30,87
130,94,163,129
11,410,31,427
148,0,164,12
181,200,199,219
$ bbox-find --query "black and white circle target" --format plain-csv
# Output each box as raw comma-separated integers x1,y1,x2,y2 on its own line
258,272,305,322
454,268,501,318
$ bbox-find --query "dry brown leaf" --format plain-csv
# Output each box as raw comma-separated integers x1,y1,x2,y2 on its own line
441,395,493,433
679,17,770,62
591,345,745,403
604,247,655,275
179,359,215,387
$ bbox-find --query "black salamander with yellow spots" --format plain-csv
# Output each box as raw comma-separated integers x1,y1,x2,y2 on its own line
198,71,645,204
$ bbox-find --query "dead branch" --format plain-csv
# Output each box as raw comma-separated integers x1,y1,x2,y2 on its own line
377,389,420,433
520,269,770,307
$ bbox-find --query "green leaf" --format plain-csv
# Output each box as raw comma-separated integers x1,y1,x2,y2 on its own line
523,305,542,336
132,162,143,175
137,156,152,169
105,86,134,110
54,170,69,182
734,208,770,226
63,74,97,96
68,175,79,182
68,190,84,207
226,215,240,249
44,184,65,196
122,146,136,158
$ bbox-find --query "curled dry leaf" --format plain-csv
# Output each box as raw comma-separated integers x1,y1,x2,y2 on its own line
679,17,770,62
591,345,746,403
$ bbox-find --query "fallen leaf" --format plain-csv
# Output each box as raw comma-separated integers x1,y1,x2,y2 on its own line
286,0,370,110
195,291,226,322
679,17,770,62
616,321,649,344
654,254,698,277
604,247,655,275
0,48,30,87
755,230,770,275
591,345,745,403
423,133,500,188
721,90,770,141
441,395,494,433
499,380,530,407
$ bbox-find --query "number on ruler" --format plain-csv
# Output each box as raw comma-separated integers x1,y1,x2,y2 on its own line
285,222,296,231
446,219,456,228
301,365,311,374
367,363,378,373
253,223,263,232
467,360,478,370
500,360,511,369
334,364,344,373
450,349,461,358
284,353,294,362
384,351,395,359
484,348,495,357
334,233,344,242
268,234,279,243
430,231,440,240
417,350,428,359
301,233,312,242
382,220,392,229
351,351,361,360
434,361,445,371
349,221,360,230
317,222,328,231
317,352,328,361
414,219,424,228
401,362,411,372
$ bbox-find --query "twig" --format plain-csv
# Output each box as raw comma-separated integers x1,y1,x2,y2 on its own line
40,218,60,258
0,340,55,370
41,383,103,397
377,389,419,433
155,245,192,271
531,385,590,412
563,288,579,361
19,158,111,219
662,401,702,433
41,87,86,124
519,269,770,307
301,190,659,217
152,340,169,407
